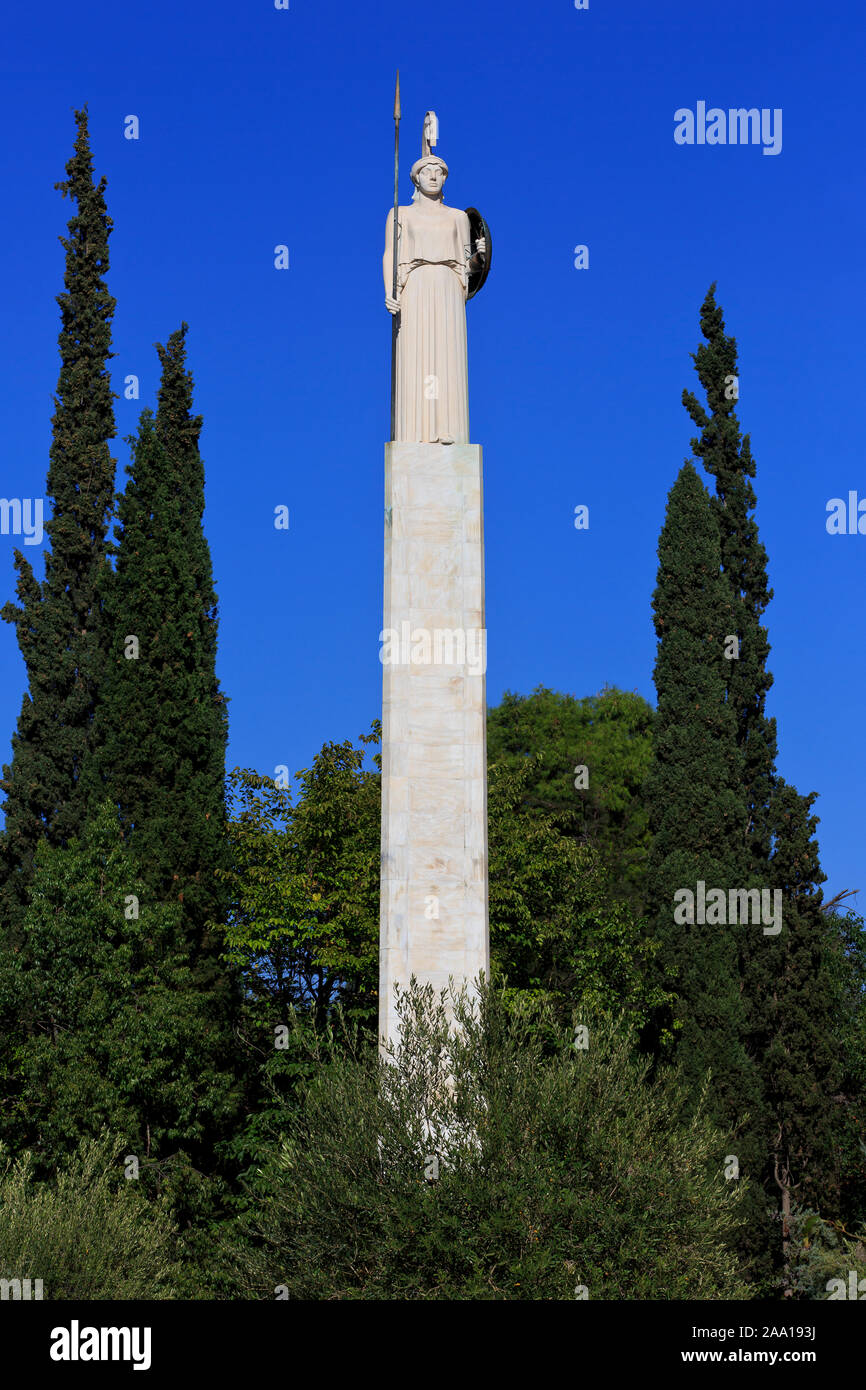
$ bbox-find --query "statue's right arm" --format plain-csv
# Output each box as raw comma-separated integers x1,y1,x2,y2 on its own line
383,209,400,314
383,209,394,294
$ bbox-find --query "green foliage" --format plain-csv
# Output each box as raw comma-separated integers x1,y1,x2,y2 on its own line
93,326,231,946
0,106,117,933
683,288,861,1283
221,720,663,1033
487,685,653,906
215,736,382,1188
644,460,769,1287
488,757,667,1032
228,981,751,1301
753,786,846,1219
219,727,382,1024
218,769,301,1013
644,463,757,1113
0,1133,178,1300
683,285,777,872
786,1207,866,1300
1,802,241,1203
220,722,668,1183
824,910,866,1225
80,328,241,1203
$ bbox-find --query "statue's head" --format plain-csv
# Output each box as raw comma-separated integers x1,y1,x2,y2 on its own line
410,155,448,200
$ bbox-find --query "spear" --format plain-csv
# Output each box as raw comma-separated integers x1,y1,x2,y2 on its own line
390,70,401,441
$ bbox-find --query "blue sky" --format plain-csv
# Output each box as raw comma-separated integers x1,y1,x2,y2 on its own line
1,0,863,904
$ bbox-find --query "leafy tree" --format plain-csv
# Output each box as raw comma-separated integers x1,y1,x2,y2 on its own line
218,769,303,1021
1,802,241,1216
220,726,665,1082
487,685,653,906
219,725,667,1193
216,737,382,1187
488,757,666,1033
228,981,751,1301
219,730,382,1027
0,106,116,933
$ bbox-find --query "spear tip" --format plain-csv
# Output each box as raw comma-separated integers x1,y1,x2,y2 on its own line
394,70,401,121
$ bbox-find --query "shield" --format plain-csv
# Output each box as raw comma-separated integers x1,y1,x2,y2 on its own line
465,207,492,300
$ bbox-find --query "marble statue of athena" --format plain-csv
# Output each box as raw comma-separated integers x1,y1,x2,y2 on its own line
383,111,486,444
378,101,491,1051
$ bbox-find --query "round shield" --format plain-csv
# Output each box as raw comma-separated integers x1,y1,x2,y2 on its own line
465,207,492,299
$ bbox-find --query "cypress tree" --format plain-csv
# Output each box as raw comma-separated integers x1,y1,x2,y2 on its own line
87,326,241,1206
682,284,776,871
645,460,771,1288
0,106,116,931
760,783,844,1281
644,462,758,1127
682,286,852,1286
94,326,230,950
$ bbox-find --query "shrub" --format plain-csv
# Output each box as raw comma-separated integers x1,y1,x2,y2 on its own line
230,980,752,1300
787,1207,866,1300
0,1132,179,1300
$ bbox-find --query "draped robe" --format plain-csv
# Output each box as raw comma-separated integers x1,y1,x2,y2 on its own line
384,201,472,444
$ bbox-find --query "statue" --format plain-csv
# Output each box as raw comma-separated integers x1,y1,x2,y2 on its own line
379,84,492,1052
384,99,490,444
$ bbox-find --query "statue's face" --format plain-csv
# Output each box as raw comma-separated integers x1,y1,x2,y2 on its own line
417,163,446,196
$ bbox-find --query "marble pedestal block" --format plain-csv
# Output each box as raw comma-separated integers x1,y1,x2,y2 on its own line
378,442,490,1051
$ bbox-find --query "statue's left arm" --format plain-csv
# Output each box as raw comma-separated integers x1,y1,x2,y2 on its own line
457,210,473,299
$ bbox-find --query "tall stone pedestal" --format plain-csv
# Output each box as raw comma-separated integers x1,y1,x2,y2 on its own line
378,442,490,1050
